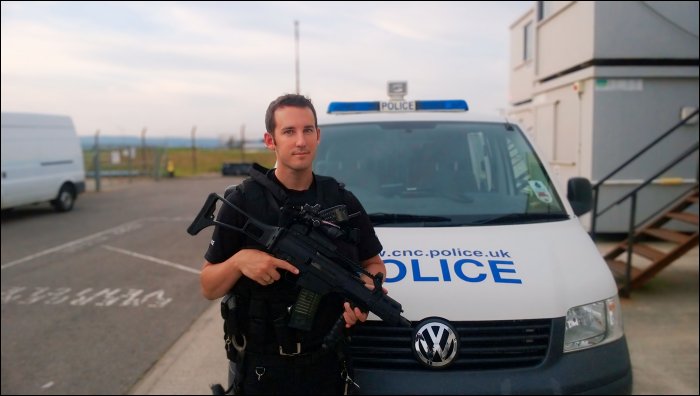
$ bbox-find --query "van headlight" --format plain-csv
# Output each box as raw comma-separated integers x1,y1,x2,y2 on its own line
564,295,624,353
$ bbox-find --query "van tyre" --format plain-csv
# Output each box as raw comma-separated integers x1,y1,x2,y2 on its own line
52,184,76,212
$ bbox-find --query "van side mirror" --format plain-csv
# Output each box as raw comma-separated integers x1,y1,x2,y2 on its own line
567,177,593,216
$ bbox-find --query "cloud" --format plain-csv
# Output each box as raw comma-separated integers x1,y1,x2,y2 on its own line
1,1,532,137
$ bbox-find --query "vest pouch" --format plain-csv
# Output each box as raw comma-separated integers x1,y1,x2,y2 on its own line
221,293,236,321
221,293,241,362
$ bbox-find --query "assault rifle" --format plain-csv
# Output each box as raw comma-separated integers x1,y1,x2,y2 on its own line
187,193,411,346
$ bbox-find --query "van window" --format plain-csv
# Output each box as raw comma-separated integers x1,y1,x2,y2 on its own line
315,121,566,226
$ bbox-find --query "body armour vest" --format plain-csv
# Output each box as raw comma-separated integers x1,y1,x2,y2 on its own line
227,165,360,351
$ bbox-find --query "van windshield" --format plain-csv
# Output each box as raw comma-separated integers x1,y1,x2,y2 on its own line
314,121,568,226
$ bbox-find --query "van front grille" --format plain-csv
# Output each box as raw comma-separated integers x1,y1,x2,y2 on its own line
348,319,552,371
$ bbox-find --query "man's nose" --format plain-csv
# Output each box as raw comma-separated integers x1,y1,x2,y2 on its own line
295,131,307,146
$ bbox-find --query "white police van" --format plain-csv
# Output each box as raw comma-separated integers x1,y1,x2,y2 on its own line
314,86,632,394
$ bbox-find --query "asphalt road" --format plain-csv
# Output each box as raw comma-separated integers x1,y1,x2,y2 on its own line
2,176,697,395
1,175,239,395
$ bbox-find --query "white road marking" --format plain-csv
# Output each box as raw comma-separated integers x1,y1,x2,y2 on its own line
1,219,143,270
102,245,200,275
41,381,54,389
1,217,193,271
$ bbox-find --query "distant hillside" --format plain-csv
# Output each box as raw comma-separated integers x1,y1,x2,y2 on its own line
80,135,265,149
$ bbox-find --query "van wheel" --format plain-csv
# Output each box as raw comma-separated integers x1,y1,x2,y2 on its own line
51,184,76,212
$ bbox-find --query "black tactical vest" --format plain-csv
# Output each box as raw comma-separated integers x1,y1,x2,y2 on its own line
227,164,359,352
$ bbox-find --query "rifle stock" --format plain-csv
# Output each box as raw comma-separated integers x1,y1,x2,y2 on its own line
186,193,219,236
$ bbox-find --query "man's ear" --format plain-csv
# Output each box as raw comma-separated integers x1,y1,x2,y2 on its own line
264,132,276,151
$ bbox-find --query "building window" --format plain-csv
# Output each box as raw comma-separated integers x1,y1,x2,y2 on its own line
523,22,533,61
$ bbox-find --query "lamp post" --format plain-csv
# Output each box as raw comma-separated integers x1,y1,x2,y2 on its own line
295,20,300,94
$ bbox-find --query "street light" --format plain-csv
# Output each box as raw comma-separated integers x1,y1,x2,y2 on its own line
295,20,300,94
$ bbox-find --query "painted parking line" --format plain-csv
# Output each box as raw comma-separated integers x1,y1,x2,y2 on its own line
1,219,143,270
103,245,200,275
1,217,193,271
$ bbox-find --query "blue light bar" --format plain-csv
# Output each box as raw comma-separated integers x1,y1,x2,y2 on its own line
327,99,469,114
415,100,468,111
327,101,380,113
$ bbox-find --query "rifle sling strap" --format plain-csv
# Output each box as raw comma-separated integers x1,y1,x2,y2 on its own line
249,163,288,205
246,162,344,214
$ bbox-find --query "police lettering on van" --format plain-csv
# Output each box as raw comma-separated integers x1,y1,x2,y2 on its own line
381,247,521,284
311,82,632,394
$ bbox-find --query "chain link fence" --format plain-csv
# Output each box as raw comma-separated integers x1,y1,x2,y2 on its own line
84,145,170,192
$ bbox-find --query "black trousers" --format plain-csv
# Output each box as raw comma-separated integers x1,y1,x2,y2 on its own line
233,351,345,395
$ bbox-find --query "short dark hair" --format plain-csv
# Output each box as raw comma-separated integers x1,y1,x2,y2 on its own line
265,94,318,134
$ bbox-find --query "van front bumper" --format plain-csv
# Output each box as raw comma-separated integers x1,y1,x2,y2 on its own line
352,336,632,395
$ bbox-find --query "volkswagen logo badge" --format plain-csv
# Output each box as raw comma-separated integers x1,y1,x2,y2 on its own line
412,317,459,369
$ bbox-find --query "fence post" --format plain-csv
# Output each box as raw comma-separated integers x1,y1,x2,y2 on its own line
154,149,162,181
93,129,101,192
240,123,246,163
191,126,197,174
141,127,147,175
128,146,133,183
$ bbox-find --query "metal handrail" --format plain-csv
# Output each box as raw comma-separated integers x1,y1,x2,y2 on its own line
592,109,698,190
634,184,699,229
590,109,699,239
596,142,699,217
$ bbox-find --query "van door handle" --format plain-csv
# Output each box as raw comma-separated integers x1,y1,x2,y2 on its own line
2,171,5,179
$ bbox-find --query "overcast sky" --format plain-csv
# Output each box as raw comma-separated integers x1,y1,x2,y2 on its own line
1,1,531,139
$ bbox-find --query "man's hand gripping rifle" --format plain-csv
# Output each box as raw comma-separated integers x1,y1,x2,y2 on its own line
187,193,411,349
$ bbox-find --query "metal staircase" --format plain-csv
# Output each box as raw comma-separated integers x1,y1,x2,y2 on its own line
590,109,699,296
603,186,698,293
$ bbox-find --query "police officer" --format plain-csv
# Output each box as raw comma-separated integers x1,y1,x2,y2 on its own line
200,94,386,394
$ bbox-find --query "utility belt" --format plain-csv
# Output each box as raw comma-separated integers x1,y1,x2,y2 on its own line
245,346,335,366
246,339,325,357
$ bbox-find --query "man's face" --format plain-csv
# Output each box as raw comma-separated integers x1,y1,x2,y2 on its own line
264,106,320,172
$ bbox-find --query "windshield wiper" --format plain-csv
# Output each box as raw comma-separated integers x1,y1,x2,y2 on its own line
472,212,569,225
369,213,452,225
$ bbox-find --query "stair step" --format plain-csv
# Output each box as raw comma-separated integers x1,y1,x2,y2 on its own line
633,237,699,284
666,212,699,225
600,186,699,293
631,243,666,262
606,259,642,281
642,228,691,244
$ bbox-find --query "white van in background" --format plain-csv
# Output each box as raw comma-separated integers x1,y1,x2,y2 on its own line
1,112,86,212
